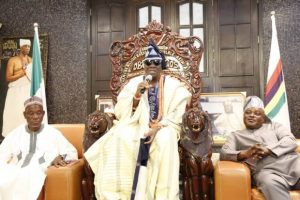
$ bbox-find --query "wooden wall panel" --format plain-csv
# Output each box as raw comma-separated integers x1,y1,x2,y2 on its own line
220,25,235,48
112,32,124,43
219,0,235,24
111,6,124,31
236,0,251,23
96,56,111,80
97,7,110,32
236,49,253,75
220,49,236,75
97,33,110,55
236,24,251,48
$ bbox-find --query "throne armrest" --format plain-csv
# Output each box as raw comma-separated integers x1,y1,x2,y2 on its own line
214,161,251,200
44,159,84,200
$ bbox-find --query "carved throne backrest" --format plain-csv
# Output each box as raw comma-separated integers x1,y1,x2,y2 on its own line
82,21,213,200
109,20,204,108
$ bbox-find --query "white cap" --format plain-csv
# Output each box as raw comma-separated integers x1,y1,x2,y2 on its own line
244,96,264,111
24,96,43,109
20,39,31,47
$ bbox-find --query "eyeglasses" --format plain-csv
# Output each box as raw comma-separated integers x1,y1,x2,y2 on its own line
144,60,161,66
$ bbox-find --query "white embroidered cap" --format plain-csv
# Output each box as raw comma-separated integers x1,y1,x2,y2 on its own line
244,96,264,111
24,96,43,109
20,39,31,47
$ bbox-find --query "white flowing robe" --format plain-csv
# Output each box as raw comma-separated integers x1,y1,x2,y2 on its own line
2,63,32,137
85,75,191,200
0,124,78,200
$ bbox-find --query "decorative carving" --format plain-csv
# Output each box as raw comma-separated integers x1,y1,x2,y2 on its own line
191,72,202,108
145,20,164,32
109,20,204,105
181,107,212,159
83,111,114,151
180,107,214,200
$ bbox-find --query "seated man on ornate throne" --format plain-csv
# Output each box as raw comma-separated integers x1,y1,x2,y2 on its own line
84,39,191,200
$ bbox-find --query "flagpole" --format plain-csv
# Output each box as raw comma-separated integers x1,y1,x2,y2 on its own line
32,22,48,124
264,11,291,131
34,23,38,29
34,23,39,47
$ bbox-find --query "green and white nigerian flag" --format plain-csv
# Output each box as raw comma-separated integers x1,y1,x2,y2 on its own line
31,23,48,123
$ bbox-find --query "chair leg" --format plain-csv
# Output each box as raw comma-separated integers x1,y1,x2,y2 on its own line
184,179,192,200
82,160,97,200
82,179,89,200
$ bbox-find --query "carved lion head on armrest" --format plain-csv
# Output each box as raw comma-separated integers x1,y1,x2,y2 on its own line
180,107,213,157
83,110,115,151
87,111,114,135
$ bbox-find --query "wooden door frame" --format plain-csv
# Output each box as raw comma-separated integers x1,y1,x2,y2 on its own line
87,0,92,114
258,0,265,98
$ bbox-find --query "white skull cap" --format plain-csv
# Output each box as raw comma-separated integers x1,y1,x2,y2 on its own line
24,96,43,109
244,96,264,111
20,39,31,47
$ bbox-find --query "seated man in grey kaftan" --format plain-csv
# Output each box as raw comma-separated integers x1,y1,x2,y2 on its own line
0,96,77,200
220,96,300,200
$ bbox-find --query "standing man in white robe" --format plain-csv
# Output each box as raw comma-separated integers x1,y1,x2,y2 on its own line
220,96,300,200
0,96,77,200
2,39,32,137
85,39,191,200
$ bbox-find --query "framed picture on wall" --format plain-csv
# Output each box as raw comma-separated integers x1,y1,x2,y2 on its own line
0,34,49,137
1,34,49,80
200,92,246,145
96,96,114,113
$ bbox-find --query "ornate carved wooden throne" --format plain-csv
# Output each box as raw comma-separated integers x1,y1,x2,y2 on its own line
81,21,214,200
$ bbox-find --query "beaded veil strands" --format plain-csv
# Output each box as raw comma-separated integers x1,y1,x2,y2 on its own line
149,75,164,125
